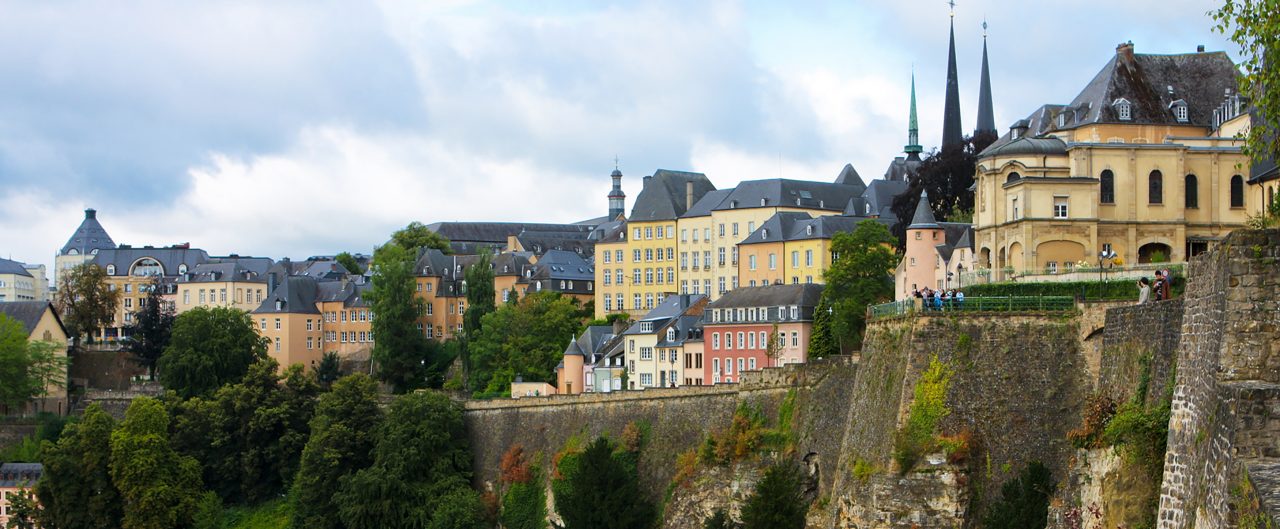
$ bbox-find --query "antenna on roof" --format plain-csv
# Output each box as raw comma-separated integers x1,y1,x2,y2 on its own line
982,18,987,37
614,154,619,171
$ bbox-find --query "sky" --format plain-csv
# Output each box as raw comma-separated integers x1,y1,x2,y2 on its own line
0,0,1237,276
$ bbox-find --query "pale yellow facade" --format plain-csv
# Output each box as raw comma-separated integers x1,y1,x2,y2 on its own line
595,235,630,319
0,272,40,303
623,220,679,315
257,312,324,370
175,281,266,315
737,236,830,287
973,123,1249,279
676,215,716,299
26,307,69,415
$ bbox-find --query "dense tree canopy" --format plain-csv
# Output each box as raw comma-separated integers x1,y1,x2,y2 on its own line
157,306,268,399
367,243,430,393
390,221,452,254
462,253,496,391
291,374,384,529
122,280,175,380
468,291,587,395
888,132,997,248
53,263,119,344
0,315,67,413
810,220,898,353
1213,0,1280,161
37,404,123,529
110,397,204,529
740,463,808,529
553,436,654,529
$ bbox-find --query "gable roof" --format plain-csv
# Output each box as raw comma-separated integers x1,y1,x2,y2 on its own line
624,294,708,334
714,179,859,213
862,179,910,221
254,276,321,314
705,283,824,309
60,209,117,256
0,301,61,336
92,247,210,277
834,164,867,195
681,189,734,219
530,250,593,281
0,257,33,278
629,169,716,222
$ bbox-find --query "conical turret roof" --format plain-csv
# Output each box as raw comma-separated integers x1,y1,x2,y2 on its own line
60,208,116,256
908,191,940,229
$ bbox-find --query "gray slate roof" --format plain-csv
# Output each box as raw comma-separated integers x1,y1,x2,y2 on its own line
714,179,860,213
92,247,210,277
530,250,593,281
60,209,116,256
254,276,321,315
426,221,596,244
862,179,910,221
834,164,868,195
0,257,33,277
681,189,734,219
981,136,1068,158
624,294,707,334
0,462,42,487
0,301,59,335
629,169,716,222
908,191,940,229
705,283,824,310
882,156,921,183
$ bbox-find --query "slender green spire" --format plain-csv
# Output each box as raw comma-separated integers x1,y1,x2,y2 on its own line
905,70,923,160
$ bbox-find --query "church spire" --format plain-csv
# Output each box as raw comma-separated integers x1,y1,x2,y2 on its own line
974,20,996,137
941,9,964,150
905,70,923,161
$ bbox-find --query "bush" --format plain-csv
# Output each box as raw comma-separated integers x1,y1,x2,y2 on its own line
893,356,952,473
984,461,1054,529
1102,401,1170,479
704,508,735,529
1068,393,1118,449
851,458,877,482
963,277,1184,301
501,466,546,529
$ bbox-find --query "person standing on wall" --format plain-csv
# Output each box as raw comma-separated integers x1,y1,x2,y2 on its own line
1137,277,1151,305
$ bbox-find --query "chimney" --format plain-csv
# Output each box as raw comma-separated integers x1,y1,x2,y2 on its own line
643,174,653,188
1116,41,1135,64
267,272,277,294
85,208,97,219
1197,44,1205,53
686,181,694,210
612,318,629,335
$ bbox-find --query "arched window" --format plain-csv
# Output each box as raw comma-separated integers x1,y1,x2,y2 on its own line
1100,170,1115,204
1149,171,1163,204
1230,175,1245,208
1185,174,1198,208
1006,172,1021,184
105,264,116,275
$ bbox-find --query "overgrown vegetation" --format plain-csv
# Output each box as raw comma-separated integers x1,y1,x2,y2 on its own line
740,462,809,529
809,220,899,354
699,402,793,466
963,277,1185,300
553,436,655,529
983,461,1054,529
0,314,69,413
468,291,590,397
893,355,955,473
498,444,546,529
1067,393,1118,449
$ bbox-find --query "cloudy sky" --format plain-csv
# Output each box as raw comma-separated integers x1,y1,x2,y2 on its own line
1,0,1235,274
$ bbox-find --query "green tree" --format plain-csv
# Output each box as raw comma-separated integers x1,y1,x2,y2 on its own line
122,279,175,380
367,243,430,393
110,397,204,529
157,306,267,399
553,437,654,529
704,508,735,529
1212,1,1280,161
334,391,474,529
984,461,1054,529
765,322,782,368
169,358,318,505
500,465,546,529
887,132,997,248
0,316,67,413
335,252,365,275
291,374,384,529
462,253,496,391
740,463,808,529
313,351,342,389
5,489,39,529
53,263,120,344
390,221,452,254
427,488,488,529
807,297,837,359
820,220,898,350
468,292,586,395
36,404,122,529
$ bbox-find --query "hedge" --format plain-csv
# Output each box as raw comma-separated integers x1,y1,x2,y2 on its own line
962,275,1184,301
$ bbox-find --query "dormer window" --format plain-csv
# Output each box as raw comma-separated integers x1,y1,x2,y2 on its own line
806,225,814,236
1114,98,1132,121
178,264,188,274
760,198,767,206
761,229,768,240
1170,100,1188,123
106,264,116,275
666,328,676,342
1057,113,1067,128
730,200,738,208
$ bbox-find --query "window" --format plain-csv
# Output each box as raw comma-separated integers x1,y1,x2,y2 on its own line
1115,98,1132,121
615,250,623,262
275,337,280,352
645,268,653,284
805,250,813,267
603,269,611,285
275,318,281,330
1185,174,1199,208
656,268,664,284
718,248,726,266
736,332,745,349
604,294,612,311
198,290,206,304
1231,175,1245,208
737,358,745,373
1149,170,1163,204
260,318,267,330
791,332,799,347
634,294,641,310
732,223,739,236
106,264,116,275
718,277,726,294
1053,197,1069,219
633,250,641,262
645,227,653,239
759,331,767,349
1011,198,1020,220
1172,101,1188,122
749,358,756,370
725,358,733,374
713,333,720,349
307,337,313,350
768,253,777,270
306,319,313,331
1047,261,1058,274
792,251,799,267
645,249,653,262
719,224,725,237
1006,172,1021,184
749,255,757,270
713,358,721,374
603,251,611,264
645,293,653,308
640,373,653,387
633,269,641,285
640,347,653,360
681,229,687,241
183,290,190,304
725,332,733,349
704,228,710,240
1100,170,1115,204
749,222,756,234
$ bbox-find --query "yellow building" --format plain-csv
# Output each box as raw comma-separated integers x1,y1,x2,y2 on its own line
973,43,1249,277
92,246,210,341
255,276,326,370
0,259,44,302
677,189,732,301
593,220,631,317
0,302,70,415
174,259,273,315
736,212,871,287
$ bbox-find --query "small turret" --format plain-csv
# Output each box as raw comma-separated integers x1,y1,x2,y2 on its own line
608,162,626,220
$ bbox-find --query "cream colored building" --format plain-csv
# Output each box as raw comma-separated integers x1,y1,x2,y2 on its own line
973,43,1249,278
621,294,706,390
0,259,44,303
91,246,209,341
0,302,70,415
174,259,273,315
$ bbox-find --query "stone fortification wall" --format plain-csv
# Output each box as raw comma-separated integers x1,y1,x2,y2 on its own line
1099,299,1184,406
463,356,858,501
1158,229,1280,529
69,348,146,391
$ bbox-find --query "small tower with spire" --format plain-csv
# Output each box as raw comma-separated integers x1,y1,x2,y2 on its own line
974,20,996,138
941,2,964,151
902,190,944,298
905,71,924,161
608,158,626,220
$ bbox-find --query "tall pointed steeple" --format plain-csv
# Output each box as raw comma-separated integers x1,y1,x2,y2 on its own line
974,21,996,137
941,7,964,150
905,71,923,161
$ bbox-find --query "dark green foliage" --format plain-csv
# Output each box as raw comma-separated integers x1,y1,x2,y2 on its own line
0,315,68,412
1103,401,1171,479
429,488,488,529
807,296,837,359
500,466,546,529
819,220,898,351
334,252,364,275
0,412,74,462
334,391,474,529
390,221,452,254
169,358,319,505
704,508,735,529
36,404,121,529
469,291,587,395
192,492,223,529
984,461,1054,529
367,243,431,393
291,374,384,529
1212,1,1280,161
462,253,496,392
962,276,1184,300
893,356,952,473
122,279,175,380
552,437,655,529
5,488,39,529
314,351,342,389
888,132,997,248
158,306,268,399
740,463,808,529
53,263,120,344
110,397,204,529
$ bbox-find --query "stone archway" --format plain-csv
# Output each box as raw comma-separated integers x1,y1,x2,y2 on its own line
1008,242,1024,273
1138,242,1173,264
1036,240,1087,273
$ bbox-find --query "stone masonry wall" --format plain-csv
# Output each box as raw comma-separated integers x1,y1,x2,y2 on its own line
1158,229,1280,529
1099,299,1184,406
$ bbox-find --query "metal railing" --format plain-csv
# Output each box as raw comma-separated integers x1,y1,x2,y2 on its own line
867,296,1077,321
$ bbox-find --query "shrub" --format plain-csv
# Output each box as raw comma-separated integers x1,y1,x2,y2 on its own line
963,277,1184,301
672,450,699,490
1068,393,1118,449
1102,401,1170,479
851,458,877,482
704,508,735,529
500,444,533,485
893,356,953,473
937,430,972,464
984,461,1054,529
501,465,547,529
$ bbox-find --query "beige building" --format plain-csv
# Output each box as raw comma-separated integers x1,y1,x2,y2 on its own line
973,43,1250,278
91,246,209,341
0,259,45,302
0,463,42,528
174,258,273,315
0,302,70,416
621,294,706,390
